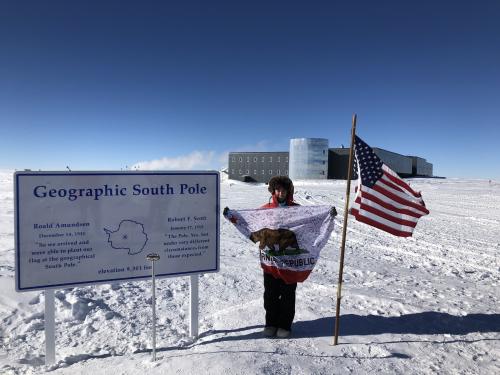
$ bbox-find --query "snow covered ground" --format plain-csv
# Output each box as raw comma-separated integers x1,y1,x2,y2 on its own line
0,170,499,374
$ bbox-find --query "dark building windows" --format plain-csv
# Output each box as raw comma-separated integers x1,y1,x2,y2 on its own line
228,149,431,183
228,152,289,183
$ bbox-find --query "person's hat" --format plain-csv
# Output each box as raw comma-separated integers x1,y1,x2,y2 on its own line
268,176,293,194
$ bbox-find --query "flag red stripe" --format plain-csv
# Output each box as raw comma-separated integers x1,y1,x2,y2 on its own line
372,184,429,214
383,170,422,198
358,201,417,227
350,208,413,237
379,175,426,206
261,264,312,284
356,190,424,218
379,175,406,195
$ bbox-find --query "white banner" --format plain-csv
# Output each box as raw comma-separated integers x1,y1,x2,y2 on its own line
225,205,335,283
15,171,220,291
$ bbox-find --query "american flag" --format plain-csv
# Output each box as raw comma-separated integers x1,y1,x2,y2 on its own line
350,135,429,237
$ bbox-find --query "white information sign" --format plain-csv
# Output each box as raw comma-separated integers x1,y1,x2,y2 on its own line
15,171,220,291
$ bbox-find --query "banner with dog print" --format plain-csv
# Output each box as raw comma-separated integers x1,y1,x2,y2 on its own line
224,205,335,283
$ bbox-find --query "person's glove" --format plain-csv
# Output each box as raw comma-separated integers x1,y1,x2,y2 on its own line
330,206,337,217
223,207,229,216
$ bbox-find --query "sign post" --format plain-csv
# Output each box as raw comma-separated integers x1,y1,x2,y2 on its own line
44,289,56,366
14,171,220,362
190,274,199,338
146,253,160,361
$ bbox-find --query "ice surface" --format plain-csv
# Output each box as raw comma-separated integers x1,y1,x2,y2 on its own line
0,171,499,374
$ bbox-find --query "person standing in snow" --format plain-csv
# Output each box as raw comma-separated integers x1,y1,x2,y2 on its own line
223,175,301,338
259,175,299,338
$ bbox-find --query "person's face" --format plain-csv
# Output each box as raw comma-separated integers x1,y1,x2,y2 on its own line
275,186,288,202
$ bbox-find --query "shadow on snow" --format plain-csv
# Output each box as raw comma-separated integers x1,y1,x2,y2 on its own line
50,312,497,367
295,312,500,338
193,312,500,346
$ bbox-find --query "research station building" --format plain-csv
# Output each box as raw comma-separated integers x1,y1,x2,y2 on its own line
228,138,433,183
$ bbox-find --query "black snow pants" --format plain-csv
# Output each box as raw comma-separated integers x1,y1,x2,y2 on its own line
263,272,297,331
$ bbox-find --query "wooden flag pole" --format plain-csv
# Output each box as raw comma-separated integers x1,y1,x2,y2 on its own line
333,114,357,345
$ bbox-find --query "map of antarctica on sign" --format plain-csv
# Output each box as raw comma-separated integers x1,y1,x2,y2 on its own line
104,220,149,255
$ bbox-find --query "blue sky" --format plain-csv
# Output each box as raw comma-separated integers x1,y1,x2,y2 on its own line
1,1,499,179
